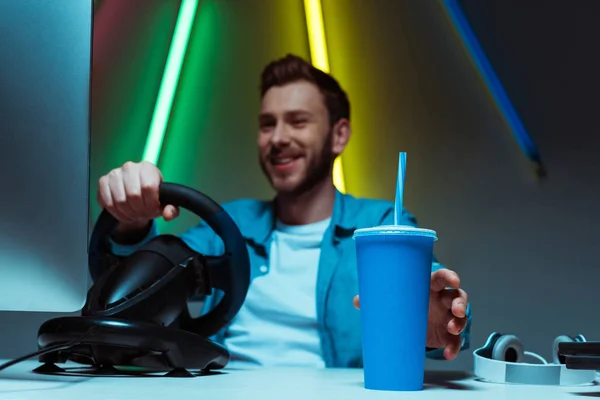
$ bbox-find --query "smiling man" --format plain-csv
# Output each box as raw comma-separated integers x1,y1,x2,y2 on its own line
98,54,472,367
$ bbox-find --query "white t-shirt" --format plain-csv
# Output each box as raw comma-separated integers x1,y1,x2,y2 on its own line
223,217,331,368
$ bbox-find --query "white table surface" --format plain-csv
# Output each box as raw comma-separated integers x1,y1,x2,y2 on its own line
0,360,598,399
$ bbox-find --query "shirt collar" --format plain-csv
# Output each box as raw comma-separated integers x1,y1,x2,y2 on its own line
246,189,357,246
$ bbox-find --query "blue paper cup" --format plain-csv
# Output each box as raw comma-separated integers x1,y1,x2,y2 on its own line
353,225,437,391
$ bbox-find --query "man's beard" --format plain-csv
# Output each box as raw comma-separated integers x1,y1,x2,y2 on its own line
259,131,335,197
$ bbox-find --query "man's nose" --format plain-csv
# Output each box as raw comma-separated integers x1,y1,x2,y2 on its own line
270,123,291,146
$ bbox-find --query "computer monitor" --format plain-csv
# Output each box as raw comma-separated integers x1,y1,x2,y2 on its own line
0,0,92,312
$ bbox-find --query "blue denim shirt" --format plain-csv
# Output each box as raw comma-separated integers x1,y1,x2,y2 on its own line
110,190,472,367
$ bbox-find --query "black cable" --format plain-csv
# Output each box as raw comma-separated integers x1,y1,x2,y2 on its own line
0,327,96,372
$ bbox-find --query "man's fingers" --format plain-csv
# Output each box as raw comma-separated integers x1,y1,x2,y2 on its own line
106,172,135,222
162,205,180,221
113,177,138,222
448,315,468,336
98,178,127,222
139,164,162,216
451,289,467,318
97,176,112,209
353,295,360,309
122,163,145,217
438,288,467,316
439,289,459,309
430,268,460,292
443,334,462,360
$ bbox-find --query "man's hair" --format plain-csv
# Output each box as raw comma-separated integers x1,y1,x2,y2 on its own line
260,54,350,125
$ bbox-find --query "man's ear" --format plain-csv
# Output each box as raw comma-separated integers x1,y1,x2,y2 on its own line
331,118,351,156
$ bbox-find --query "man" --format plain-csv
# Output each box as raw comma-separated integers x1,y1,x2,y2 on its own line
97,54,471,368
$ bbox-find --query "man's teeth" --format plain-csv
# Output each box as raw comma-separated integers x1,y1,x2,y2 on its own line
273,157,295,164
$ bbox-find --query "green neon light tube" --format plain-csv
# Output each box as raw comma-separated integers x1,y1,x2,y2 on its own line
142,0,199,165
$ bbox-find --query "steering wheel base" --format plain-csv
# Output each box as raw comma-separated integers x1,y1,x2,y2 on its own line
36,316,229,375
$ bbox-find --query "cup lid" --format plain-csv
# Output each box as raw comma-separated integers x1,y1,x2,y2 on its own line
352,224,437,240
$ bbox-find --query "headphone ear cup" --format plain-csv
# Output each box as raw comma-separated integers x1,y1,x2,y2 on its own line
553,335,576,364
492,334,525,363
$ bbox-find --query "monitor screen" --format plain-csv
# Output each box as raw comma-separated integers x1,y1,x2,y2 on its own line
0,0,92,312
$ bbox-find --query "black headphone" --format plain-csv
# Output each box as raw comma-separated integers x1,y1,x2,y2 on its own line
34,183,251,375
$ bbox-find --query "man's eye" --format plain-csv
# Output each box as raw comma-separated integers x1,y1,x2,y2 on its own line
293,119,307,125
260,121,275,129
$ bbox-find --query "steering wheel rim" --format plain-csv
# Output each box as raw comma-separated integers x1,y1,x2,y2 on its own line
88,182,251,338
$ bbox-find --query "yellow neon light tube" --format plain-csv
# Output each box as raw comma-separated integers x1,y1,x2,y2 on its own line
303,0,346,193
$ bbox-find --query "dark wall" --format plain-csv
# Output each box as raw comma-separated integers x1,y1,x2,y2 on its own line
422,0,600,369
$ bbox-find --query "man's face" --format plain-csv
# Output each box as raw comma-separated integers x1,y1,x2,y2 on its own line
257,80,338,196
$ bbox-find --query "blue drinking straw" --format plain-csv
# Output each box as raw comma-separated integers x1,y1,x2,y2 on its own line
394,152,407,225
